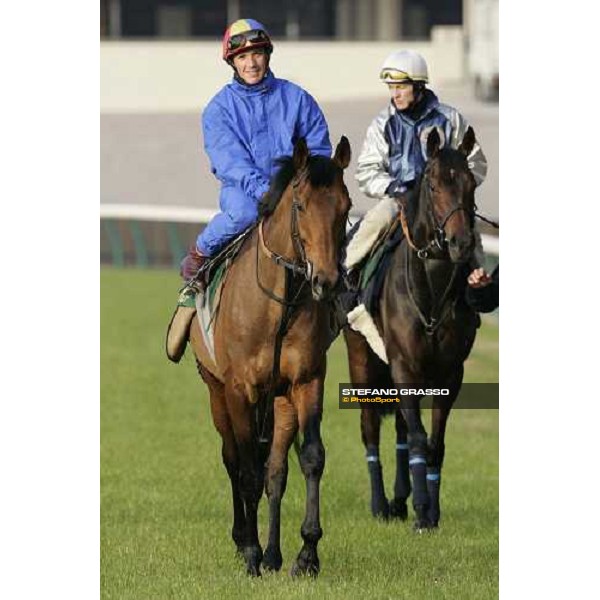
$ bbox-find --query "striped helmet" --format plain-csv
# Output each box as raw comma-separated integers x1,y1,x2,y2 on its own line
222,19,273,62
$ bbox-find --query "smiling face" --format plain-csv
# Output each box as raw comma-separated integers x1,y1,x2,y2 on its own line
232,49,269,85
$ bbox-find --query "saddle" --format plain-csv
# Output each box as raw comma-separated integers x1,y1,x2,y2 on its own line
195,227,256,362
166,226,255,364
358,219,405,316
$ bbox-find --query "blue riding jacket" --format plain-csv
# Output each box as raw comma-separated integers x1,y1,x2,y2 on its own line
196,70,332,256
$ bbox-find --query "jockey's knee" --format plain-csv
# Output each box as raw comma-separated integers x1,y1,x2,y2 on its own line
228,202,258,231
221,187,258,232
344,197,399,270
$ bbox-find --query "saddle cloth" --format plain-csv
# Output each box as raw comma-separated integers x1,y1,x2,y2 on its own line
359,219,404,316
195,228,254,362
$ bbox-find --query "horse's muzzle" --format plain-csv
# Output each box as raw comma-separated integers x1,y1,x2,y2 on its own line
447,233,474,263
311,271,339,301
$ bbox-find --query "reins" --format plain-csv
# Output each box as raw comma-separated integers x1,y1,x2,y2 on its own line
403,242,460,336
255,167,313,445
255,167,311,306
397,171,474,336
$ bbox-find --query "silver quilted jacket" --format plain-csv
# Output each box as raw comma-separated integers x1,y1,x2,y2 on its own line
356,92,488,198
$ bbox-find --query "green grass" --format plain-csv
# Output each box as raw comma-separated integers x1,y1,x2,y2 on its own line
101,268,498,599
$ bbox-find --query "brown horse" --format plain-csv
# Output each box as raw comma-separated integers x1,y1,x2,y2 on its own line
189,137,352,576
344,127,480,530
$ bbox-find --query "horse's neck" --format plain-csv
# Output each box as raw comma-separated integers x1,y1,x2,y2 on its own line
263,187,295,258
411,184,433,249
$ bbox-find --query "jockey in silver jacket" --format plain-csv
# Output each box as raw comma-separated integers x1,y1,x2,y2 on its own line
344,50,487,273
343,50,488,363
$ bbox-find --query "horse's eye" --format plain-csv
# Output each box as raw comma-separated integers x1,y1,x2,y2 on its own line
296,202,305,213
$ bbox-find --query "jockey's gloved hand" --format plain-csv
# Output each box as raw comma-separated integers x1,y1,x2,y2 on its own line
385,178,415,198
180,246,207,281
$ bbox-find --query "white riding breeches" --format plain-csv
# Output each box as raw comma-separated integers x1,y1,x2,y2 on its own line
344,197,399,270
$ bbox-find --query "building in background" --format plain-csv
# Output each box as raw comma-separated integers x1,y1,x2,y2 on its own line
100,0,463,41
464,0,499,100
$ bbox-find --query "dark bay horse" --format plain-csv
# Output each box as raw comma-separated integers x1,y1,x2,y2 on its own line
189,137,352,576
344,127,480,530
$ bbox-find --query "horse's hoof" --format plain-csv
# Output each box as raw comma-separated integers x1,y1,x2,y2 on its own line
246,565,262,577
290,547,320,578
389,498,408,520
413,518,435,533
290,560,320,578
371,497,390,520
262,546,283,572
243,546,263,577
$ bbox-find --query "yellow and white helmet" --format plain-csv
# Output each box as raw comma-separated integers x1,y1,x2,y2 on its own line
380,50,429,84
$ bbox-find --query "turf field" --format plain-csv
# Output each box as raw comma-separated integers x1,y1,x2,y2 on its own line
101,268,498,599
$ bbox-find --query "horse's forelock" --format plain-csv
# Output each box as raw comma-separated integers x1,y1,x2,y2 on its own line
306,156,340,189
259,155,341,217
435,148,470,183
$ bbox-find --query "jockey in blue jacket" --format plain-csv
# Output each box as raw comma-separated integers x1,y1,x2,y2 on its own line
166,18,332,362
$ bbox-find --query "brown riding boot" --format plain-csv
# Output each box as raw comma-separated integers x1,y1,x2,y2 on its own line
165,283,202,363
165,250,208,363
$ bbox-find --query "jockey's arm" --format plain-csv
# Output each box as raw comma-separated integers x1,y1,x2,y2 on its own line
355,115,395,199
202,104,271,202
295,92,332,158
448,110,488,187
447,108,489,269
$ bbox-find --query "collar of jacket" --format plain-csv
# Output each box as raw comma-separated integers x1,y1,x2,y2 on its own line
230,69,276,96
393,89,440,124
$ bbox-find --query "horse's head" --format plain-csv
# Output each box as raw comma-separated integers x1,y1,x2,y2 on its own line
290,136,352,300
418,127,477,263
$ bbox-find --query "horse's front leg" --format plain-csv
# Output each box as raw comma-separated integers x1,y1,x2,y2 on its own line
389,408,411,520
290,376,325,577
400,399,432,531
345,328,392,519
263,396,298,572
390,360,431,531
361,407,389,519
428,367,462,527
226,381,264,576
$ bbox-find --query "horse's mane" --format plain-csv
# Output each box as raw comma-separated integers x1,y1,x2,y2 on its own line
258,155,340,217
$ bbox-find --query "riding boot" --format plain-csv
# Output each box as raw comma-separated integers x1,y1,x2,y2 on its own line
166,249,209,363
165,281,204,363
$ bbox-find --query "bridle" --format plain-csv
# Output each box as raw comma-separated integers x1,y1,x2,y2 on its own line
399,166,475,260
256,166,313,307
398,165,476,336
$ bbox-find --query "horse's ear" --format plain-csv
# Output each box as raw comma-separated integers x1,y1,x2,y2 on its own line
333,135,351,170
293,137,309,172
426,128,441,159
458,126,476,156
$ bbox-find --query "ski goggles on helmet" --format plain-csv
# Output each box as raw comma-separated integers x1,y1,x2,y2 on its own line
227,29,270,53
380,69,412,83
